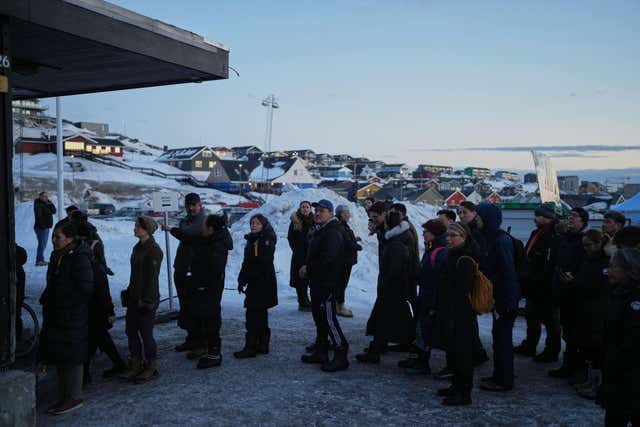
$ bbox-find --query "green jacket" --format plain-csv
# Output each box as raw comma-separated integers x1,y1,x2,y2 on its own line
128,237,163,307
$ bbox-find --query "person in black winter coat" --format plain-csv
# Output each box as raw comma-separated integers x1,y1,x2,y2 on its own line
33,191,57,266
173,193,207,352
435,222,480,406
39,222,93,415
600,248,640,426
358,211,415,364
573,229,610,399
548,207,589,383
15,244,27,341
70,213,124,384
287,201,314,311
399,219,448,375
235,214,278,359
167,214,233,368
514,203,560,363
474,203,520,392
335,204,362,318
300,199,349,372
455,201,490,368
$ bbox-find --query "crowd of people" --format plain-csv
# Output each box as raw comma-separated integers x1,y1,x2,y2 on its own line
26,192,640,423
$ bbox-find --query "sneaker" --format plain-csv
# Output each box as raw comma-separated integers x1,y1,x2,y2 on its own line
405,359,431,376
197,352,222,369
186,348,206,360
442,393,471,406
433,367,454,380
480,379,513,392
35,261,48,267
50,399,83,415
46,401,62,414
336,303,354,318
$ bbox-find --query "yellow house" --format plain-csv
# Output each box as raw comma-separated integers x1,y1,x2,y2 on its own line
356,183,383,200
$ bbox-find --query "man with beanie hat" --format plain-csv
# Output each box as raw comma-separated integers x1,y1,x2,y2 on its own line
548,207,589,383
474,203,520,392
334,205,362,317
514,203,560,363
172,192,207,355
603,211,626,257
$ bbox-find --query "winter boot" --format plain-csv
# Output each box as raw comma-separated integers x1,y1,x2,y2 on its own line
513,340,536,357
336,303,354,318
297,288,312,312
118,356,143,381
50,399,83,415
133,359,159,383
257,328,271,355
233,334,258,359
356,342,381,364
405,350,431,375
442,392,471,406
175,336,194,352
197,347,222,369
102,360,127,379
433,366,454,381
186,346,207,360
301,341,329,364
533,349,559,364
577,369,601,400
548,352,571,378
321,345,349,372
437,385,455,397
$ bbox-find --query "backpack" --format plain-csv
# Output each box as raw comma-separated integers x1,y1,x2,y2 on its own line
503,231,532,293
458,256,494,314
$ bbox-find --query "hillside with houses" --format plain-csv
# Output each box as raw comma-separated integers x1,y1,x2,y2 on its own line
11,102,639,215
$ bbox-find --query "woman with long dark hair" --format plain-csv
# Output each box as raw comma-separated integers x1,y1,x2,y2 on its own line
435,222,480,406
288,201,314,311
235,214,278,358
39,222,93,415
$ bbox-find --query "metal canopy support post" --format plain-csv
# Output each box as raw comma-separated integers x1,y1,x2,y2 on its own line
56,97,63,221
0,17,17,368
163,212,174,311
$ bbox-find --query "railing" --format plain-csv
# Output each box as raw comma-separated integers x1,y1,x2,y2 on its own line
76,152,209,187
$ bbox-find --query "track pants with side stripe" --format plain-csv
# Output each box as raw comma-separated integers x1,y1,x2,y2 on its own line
310,285,348,349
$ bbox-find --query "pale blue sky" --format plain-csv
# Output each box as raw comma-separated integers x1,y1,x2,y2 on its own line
42,1,640,169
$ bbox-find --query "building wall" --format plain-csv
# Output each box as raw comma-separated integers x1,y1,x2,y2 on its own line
15,141,55,154
272,159,316,185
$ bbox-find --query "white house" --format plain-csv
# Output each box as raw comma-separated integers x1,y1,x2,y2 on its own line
249,157,316,192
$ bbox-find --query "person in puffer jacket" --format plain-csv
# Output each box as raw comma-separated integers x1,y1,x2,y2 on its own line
474,203,520,393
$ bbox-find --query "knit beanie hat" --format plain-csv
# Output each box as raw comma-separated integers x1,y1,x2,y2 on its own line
571,207,589,227
137,215,158,235
534,203,557,219
422,219,447,237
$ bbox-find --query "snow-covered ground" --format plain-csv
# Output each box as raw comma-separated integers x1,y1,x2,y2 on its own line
17,188,605,425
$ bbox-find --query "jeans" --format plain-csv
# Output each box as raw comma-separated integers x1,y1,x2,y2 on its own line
125,306,158,361
492,311,517,387
34,227,49,263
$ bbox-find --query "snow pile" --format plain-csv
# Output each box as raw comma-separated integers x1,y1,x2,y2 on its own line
226,187,440,311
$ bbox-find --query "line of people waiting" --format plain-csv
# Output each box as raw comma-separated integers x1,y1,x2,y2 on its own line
31,192,640,423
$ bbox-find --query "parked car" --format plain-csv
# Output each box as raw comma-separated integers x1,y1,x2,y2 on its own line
87,203,116,216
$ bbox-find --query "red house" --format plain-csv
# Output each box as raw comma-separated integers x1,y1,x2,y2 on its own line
486,192,502,204
445,190,467,207
14,135,56,154
16,133,125,157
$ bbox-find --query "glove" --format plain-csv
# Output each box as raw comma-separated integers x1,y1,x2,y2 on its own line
237,283,247,294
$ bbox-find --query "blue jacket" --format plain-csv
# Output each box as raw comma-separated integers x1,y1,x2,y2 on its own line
475,203,520,314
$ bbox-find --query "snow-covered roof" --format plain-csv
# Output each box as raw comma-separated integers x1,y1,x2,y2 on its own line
157,146,209,161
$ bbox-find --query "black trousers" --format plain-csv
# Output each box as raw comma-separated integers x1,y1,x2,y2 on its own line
174,271,203,343
447,324,474,395
472,315,487,360
334,265,353,304
86,325,124,371
492,311,516,387
560,301,579,371
246,307,269,336
310,285,347,349
524,298,561,354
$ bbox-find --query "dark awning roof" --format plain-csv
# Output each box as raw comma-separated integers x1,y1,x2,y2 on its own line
2,0,229,100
